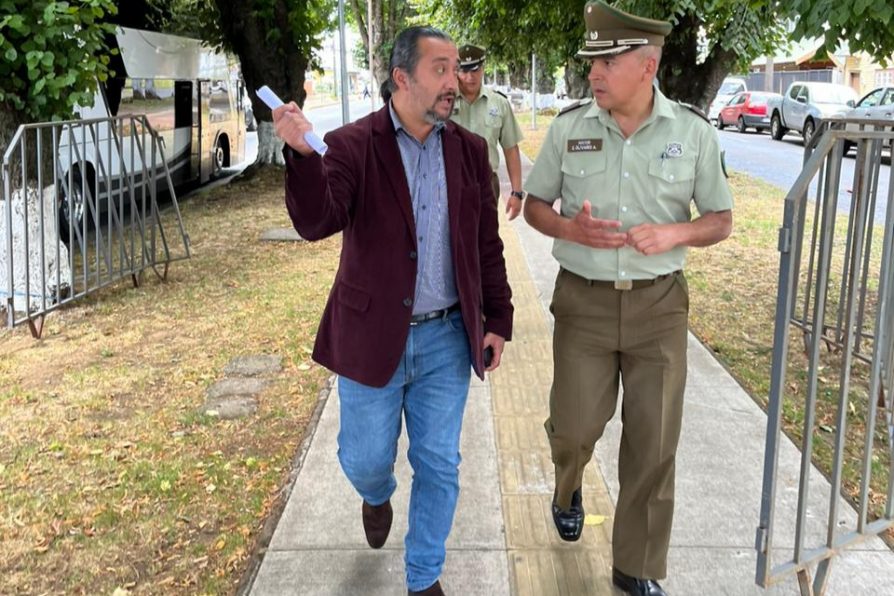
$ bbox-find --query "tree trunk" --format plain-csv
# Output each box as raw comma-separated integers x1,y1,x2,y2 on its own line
255,121,286,167
0,109,24,185
564,60,591,100
214,0,309,166
536,68,554,94
509,62,529,90
351,0,408,93
657,13,737,110
0,109,53,187
351,0,384,90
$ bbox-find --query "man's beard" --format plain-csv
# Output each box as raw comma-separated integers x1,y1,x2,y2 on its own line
423,93,455,124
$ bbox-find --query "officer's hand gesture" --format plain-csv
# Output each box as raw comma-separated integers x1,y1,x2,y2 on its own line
273,102,316,157
566,200,627,249
627,222,681,255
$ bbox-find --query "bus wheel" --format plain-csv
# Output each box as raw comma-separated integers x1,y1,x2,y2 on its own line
58,164,94,246
212,137,228,177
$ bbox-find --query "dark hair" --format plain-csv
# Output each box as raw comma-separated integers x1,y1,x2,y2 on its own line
380,26,452,102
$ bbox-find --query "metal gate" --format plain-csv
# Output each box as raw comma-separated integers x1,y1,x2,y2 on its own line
757,118,894,593
1,115,191,337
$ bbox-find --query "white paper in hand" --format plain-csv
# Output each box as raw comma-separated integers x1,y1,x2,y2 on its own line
257,85,328,156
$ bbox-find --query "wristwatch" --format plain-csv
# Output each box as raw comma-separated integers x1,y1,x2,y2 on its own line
510,190,525,200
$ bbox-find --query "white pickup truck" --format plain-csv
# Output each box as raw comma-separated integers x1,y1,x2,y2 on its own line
767,81,858,144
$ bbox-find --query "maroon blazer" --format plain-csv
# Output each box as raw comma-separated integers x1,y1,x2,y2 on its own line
284,105,513,387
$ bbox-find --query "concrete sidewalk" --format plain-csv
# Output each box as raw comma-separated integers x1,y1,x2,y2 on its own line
248,156,894,595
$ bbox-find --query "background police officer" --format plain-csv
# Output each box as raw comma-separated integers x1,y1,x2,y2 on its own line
523,2,734,595
451,44,525,220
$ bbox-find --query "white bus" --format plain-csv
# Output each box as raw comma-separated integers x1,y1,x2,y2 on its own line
58,26,246,232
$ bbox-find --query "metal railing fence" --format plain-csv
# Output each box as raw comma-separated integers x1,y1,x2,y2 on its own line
757,117,894,594
1,115,190,337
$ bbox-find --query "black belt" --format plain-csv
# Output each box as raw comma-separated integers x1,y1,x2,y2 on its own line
410,303,460,325
562,268,680,290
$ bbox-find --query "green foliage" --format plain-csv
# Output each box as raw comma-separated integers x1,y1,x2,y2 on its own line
146,0,220,42
785,0,894,65
0,0,117,121
413,0,577,75
414,0,894,102
150,0,334,71
620,0,787,74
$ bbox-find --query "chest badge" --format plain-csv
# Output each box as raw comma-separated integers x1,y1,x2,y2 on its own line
488,106,500,118
664,142,684,158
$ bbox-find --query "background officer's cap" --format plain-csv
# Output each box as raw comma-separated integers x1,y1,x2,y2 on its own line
577,0,672,58
458,44,486,71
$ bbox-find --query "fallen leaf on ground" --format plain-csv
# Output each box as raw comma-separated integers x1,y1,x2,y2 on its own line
584,514,607,526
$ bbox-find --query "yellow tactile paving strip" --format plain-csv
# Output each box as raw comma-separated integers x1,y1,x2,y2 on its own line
491,212,618,595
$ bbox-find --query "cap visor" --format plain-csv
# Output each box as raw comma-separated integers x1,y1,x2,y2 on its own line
577,45,632,58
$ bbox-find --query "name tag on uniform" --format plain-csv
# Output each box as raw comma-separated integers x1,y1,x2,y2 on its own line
567,138,603,153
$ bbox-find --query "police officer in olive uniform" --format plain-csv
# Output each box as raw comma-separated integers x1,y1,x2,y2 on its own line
523,2,734,595
451,44,525,220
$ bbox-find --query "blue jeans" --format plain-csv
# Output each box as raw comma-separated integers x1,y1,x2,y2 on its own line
337,309,472,591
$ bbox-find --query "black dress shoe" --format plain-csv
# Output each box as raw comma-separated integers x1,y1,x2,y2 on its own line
408,579,444,595
361,499,392,549
612,567,667,596
551,487,584,541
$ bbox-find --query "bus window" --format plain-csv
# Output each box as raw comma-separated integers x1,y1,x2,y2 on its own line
209,80,231,123
121,79,176,133
175,81,193,128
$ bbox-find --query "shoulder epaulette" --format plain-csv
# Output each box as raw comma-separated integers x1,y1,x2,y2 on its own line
494,89,508,99
558,99,592,117
678,102,710,125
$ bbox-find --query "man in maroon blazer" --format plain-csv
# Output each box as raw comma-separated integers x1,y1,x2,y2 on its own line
273,26,513,596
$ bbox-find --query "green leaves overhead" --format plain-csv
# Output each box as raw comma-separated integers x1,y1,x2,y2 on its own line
0,0,117,120
414,0,894,106
785,0,894,65
148,0,335,73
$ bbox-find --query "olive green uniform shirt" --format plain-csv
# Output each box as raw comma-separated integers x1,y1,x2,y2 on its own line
451,87,524,172
524,88,733,281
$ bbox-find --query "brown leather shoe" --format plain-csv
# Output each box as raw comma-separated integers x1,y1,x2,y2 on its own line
408,580,444,595
361,499,392,549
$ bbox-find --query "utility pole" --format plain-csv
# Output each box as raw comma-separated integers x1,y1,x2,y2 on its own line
368,0,375,111
531,53,537,130
338,0,350,124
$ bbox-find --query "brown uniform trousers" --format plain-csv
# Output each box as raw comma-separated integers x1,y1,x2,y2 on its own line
490,171,500,206
547,267,689,580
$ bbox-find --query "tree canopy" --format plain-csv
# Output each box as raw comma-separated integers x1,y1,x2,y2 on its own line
0,0,117,123
789,0,894,64
413,0,894,107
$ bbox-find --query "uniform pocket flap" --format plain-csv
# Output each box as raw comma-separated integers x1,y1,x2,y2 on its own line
560,152,607,178
647,156,697,183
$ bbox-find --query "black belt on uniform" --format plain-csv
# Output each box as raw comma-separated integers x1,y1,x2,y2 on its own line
562,268,680,290
409,303,461,325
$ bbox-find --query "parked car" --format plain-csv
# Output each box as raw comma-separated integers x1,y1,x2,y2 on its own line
840,86,894,153
767,81,858,144
717,91,782,133
707,77,747,122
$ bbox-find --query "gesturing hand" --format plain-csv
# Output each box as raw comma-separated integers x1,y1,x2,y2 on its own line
272,102,317,157
626,222,682,255
566,200,628,249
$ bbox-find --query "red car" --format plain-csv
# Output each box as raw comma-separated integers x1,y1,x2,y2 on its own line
717,91,781,133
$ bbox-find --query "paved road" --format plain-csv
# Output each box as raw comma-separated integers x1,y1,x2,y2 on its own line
307,99,377,137
214,98,376,192
717,127,891,222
